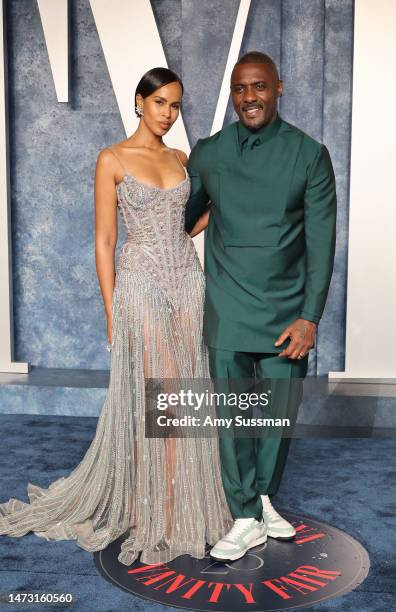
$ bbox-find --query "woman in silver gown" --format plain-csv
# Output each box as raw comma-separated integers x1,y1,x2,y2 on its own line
0,67,232,565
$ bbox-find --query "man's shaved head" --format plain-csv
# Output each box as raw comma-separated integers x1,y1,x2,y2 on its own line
232,51,280,81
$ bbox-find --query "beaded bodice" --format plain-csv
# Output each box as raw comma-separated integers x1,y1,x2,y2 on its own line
115,172,200,306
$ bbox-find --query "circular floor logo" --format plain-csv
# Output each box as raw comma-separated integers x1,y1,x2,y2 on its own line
94,512,370,611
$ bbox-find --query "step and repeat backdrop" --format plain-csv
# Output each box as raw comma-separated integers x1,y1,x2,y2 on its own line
0,1,394,383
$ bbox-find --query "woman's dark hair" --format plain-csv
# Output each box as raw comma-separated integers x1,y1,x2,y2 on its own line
134,67,184,116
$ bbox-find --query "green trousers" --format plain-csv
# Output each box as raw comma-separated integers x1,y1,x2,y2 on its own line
208,348,308,520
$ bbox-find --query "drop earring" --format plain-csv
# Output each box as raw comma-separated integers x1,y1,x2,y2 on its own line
135,104,144,117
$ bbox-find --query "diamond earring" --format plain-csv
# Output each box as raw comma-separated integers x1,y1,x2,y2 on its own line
135,104,144,117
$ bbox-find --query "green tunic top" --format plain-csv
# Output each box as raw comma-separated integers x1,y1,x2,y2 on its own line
185,113,337,353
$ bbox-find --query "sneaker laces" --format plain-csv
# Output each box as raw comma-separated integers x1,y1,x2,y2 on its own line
227,518,257,540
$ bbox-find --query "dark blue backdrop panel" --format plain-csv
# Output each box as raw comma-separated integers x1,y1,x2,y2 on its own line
151,0,182,77
10,0,124,370
181,0,240,144
318,0,353,375
281,0,325,375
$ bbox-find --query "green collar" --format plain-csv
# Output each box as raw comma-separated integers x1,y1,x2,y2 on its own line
237,113,282,150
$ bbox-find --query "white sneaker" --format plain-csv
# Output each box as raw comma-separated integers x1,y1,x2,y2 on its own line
210,517,267,561
261,494,296,539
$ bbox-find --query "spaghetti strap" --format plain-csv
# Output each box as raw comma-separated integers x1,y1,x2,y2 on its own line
107,147,127,174
173,149,188,178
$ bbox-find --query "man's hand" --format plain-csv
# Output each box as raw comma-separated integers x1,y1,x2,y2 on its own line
189,207,210,237
274,318,317,359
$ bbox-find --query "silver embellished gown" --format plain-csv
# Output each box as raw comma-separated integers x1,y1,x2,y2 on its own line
0,151,232,566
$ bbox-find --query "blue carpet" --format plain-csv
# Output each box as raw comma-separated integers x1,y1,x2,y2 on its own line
0,414,394,611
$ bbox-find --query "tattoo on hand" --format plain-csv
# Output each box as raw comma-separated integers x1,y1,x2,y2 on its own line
297,324,307,340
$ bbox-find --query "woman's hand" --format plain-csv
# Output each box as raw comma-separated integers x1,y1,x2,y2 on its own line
189,208,211,237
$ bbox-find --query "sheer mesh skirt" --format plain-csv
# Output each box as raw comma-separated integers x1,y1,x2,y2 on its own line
0,266,232,565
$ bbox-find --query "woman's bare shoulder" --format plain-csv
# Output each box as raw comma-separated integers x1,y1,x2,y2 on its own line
96,141,136,167
95,143,129,177
95,147,117,173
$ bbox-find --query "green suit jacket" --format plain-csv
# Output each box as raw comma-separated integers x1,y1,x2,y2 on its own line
184,113,337,353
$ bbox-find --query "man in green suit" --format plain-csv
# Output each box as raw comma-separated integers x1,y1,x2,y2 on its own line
185,51,337,561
